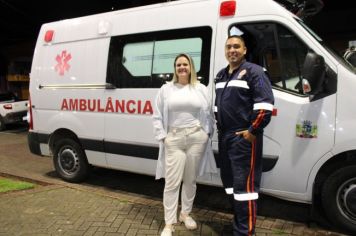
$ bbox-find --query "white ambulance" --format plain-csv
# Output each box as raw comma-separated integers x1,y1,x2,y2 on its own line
27,0,356,233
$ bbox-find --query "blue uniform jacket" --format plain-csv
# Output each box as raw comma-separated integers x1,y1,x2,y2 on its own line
215,60,274,135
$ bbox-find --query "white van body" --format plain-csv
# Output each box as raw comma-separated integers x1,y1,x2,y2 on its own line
28,0,356,232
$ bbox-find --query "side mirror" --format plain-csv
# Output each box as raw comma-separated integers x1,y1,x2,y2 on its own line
344,47,356,67
301,52,325,95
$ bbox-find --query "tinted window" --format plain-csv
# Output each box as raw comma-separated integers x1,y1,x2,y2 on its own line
107,26,212,88
0,93,17,102
229,23,311,95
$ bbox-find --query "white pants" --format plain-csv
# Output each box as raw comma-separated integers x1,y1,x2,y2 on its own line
163,125,208,224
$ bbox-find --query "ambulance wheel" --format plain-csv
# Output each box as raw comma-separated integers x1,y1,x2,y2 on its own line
53,138,90,183
0,116,5,131
321,165,356,234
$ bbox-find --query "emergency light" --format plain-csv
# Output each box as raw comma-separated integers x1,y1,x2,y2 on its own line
44,30,54,43
220,1,236,16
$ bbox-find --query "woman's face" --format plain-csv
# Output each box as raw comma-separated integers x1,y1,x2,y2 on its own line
175,56,191,80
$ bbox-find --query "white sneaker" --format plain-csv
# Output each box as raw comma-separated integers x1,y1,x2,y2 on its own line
179,214,197,230
161,225,174,236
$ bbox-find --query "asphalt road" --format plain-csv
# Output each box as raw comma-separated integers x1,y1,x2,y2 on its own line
0,124,339,233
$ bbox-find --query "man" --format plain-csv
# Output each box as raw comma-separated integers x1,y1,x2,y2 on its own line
214,35,274,236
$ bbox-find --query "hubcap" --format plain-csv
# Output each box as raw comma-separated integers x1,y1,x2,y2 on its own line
59,148,79,175
344,184,356,216
337,177,356,223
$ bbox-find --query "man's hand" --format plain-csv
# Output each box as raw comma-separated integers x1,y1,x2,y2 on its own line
235,130,256,143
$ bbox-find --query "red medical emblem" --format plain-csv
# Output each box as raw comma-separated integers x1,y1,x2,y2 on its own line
55,50,72,76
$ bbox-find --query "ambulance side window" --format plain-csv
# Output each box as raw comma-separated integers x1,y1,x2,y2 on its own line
230,23,310,95
122,42,154,77
107,27,212,88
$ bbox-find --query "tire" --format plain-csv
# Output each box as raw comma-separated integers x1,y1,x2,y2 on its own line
0,116,5,131
53,138,90,183
321,165,356,234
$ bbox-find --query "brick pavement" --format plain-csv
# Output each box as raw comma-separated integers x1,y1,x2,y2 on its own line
0,131,350,236
0,181,348,236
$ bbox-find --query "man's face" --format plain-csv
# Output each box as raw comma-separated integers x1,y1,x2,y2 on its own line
225,37,247,66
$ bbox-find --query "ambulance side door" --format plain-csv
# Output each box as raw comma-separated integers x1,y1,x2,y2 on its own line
103,27,213,176
213,17,337,198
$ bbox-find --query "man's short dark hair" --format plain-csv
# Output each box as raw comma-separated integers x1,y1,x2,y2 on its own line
226,35,246,46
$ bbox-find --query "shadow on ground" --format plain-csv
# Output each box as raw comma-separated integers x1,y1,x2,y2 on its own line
1,122,28,133
46,167,318,225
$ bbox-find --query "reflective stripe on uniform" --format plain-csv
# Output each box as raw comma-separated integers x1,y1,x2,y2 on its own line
225,188,233,194
234,192,259,201
253,102,273,111
216,80,250,89
228,80,249,89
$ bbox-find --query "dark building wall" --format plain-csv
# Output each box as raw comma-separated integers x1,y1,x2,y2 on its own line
307,3,356,53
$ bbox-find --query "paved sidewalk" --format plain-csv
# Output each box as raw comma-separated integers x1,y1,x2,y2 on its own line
0,132,349,235
0,177,347,236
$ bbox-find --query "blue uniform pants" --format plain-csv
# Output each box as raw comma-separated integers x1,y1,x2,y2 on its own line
218,131,263,236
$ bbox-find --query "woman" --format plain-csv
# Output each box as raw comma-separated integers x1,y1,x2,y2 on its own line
152,53,217,236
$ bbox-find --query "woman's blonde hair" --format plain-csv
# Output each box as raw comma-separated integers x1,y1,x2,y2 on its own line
172,53,198,85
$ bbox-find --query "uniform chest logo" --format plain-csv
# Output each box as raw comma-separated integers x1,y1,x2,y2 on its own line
237,69,247,79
